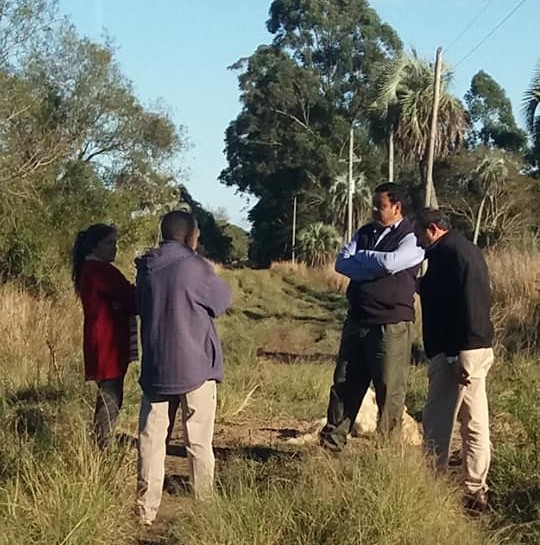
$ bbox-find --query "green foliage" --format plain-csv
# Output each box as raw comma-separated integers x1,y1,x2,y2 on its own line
373,50,467,184
222,0,402,265
523,61,540,171
435,148,538,246
0,0,231,290
222,223,249,263
297,222,342,266
465,70,527,153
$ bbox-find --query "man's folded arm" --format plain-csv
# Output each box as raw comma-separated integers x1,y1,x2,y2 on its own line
335,235,384,282
335,232,424,281
351,233,424,273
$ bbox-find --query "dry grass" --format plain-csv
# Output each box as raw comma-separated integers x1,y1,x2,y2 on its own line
0,250,536,544
270,260,349,293
170,445,498,545
0,427,136,545
274,247,540,355
486,248,540,354
0,286,82,389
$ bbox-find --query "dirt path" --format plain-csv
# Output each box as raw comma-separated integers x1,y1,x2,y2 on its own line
136,416,317,544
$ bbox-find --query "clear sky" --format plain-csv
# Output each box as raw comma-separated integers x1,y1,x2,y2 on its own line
58,0,539,228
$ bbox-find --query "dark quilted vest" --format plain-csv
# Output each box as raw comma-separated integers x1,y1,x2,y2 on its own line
346,218,420,324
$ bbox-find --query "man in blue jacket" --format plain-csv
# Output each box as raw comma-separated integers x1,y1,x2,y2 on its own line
135,210,231,525
320,182,424,451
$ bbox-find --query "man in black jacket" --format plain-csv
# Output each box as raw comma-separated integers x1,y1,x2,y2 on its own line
319,183,424,451
415,208,494,512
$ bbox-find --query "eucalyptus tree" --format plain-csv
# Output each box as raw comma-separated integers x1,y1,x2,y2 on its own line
221,0,402,264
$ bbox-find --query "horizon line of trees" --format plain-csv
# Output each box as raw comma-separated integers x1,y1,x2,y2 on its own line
1,0,539,285
220,0,540,266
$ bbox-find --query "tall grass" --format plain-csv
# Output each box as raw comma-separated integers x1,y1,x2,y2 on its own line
169,445,498,545
0,285,82,389
486,248,540,355
275,247,540,355
0,428,136,545
0,249,537,544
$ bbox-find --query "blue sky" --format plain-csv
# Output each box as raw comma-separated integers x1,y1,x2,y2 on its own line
58,0,539,227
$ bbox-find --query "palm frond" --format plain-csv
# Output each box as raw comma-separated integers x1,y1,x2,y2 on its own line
522,61,540,136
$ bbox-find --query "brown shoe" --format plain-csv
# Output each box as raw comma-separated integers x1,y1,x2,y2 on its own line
464,490,488,515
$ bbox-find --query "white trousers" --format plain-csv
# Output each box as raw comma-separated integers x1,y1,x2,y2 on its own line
423,348,493,494
136,380,217,523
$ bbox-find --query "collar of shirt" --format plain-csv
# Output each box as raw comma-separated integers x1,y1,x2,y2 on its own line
374,217,404,247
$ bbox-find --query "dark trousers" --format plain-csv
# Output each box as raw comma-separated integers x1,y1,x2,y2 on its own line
93,377,124,449
320,319,412,451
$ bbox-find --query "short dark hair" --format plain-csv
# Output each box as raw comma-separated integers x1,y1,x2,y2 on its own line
374,182,408,213
161,210,196,241
415,207,452,231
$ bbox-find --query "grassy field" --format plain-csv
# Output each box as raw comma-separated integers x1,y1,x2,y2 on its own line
0,249,537,544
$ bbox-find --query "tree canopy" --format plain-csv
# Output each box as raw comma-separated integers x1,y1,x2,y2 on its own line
465,70,527,153
221,0,402,265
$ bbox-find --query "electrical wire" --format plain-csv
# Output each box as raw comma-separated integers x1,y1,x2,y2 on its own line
454,0,529,68
446,0,497,53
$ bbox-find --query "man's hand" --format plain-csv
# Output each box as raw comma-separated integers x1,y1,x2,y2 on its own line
458,362,471,386
446,355,471,386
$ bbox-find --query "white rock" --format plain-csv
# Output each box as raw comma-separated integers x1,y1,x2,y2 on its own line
285,388,422,446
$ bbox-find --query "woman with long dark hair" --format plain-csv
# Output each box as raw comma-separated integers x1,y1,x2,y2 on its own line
72,224,137,448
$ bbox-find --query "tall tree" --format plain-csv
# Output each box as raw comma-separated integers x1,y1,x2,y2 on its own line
373,50,467,194
436,149,537,246
222,0,402,265
0,0,208,289
465,70,527,153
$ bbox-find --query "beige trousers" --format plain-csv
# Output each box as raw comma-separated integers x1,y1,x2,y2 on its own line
136,380,217,523
423,348,494,494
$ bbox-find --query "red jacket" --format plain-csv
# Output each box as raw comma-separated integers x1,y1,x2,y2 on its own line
79,260,137,382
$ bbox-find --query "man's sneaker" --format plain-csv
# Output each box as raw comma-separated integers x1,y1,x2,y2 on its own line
464,490,488,515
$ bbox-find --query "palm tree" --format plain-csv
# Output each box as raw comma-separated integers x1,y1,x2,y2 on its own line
523,61,540,161
297,222,342,267
469,152,508,245
372,51,468,199
327,174,372,238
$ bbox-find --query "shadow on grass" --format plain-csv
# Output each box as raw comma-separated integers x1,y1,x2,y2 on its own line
242,308,335,324
260,427,306,440
256,349,334,364
283,280,347,311
491,483,540,525
164,474,191,496
6,383,66,405
167,443,302,464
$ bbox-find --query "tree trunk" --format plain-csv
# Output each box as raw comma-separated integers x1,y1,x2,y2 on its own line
388,130,394,182
473,193,488,245
420,157,439,208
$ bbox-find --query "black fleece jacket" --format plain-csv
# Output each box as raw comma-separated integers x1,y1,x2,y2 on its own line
419,230,494,358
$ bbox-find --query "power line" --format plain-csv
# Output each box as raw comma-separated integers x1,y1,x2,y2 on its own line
446,0,497,53
454,0,528,68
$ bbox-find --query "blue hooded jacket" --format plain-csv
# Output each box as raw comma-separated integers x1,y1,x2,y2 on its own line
136,241,232,396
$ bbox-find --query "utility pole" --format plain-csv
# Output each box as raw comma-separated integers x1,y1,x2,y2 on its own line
425,46,443,208
388,129,394,182
291,194,297,264
347,126,354,241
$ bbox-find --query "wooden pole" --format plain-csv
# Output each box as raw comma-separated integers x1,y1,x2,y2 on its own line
347,126,354,241
291,194,297,264
425,47,443,208
388,129,394,182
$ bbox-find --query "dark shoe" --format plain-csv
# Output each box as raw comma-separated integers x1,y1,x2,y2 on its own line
319,429,345,453
464,490,488,515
